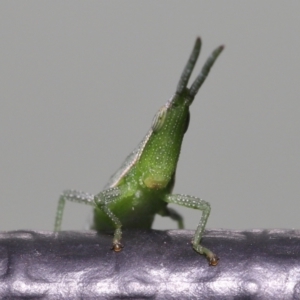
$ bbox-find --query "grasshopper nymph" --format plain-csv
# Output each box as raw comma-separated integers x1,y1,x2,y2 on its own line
55,38,224,266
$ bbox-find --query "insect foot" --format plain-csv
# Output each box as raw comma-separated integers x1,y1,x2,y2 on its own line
193,244,219,266
112,242,124,252
208,255,219,266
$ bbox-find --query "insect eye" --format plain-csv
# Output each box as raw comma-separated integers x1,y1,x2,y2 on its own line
151,106,167,133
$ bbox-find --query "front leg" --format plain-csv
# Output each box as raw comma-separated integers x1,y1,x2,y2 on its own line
164,194,219,266
54,187,124,252
94,187,123,251
54,190,96,231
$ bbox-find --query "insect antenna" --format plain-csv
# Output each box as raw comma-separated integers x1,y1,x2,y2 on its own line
176,37,201,95
189,44,224,100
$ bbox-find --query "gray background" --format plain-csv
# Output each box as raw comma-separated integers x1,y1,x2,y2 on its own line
0,2,299,231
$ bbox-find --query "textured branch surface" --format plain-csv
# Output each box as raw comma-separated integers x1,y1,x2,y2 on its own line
0,229,300,299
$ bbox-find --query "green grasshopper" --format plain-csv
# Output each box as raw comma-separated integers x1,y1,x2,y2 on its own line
54,37,223,266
